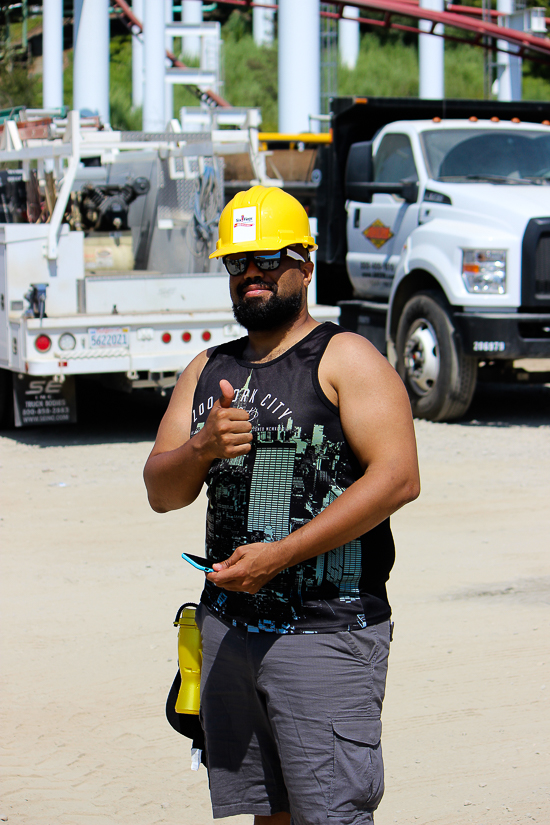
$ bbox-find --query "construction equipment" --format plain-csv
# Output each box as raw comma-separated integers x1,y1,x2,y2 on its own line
0,107,338,427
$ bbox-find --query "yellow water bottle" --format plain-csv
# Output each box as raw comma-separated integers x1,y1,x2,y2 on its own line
173,603,202,715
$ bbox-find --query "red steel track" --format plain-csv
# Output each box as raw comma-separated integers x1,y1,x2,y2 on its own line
112,0,232,107
222,0,550,63
113,0,550,109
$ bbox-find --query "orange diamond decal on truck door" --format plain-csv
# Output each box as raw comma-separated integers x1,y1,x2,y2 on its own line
363,219,394,249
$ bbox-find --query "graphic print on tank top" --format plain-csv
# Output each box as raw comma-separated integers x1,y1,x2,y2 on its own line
190,323,394,634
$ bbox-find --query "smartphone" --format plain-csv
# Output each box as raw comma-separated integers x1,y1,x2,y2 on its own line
181,552,215,573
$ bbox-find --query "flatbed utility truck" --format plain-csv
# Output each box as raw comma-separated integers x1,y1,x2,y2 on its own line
0,109,337,427
314,97,550,421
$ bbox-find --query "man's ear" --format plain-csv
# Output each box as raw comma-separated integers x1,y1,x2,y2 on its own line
301,260,314,287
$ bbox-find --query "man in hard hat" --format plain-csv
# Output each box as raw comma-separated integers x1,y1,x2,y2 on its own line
144,186,420,825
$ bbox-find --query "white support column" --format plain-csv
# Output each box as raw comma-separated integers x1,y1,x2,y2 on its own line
143,0,165,131
165,0,174,121
43,0,64,109
132,0,144,108
182,0,202,59
496,0,522,101
278,0,320,133
253,6,275,47
339,5,360,70
73,0,110,123
419,0,445,99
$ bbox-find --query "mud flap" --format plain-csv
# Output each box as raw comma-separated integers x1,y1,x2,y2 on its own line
13,374,77,427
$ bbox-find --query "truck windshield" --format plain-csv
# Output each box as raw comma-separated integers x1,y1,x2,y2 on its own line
420,129,550,183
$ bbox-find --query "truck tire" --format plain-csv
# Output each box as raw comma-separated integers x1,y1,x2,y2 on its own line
0,369,15,429
396,291,477,422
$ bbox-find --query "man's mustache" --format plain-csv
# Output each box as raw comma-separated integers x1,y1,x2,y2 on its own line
236,278,277,299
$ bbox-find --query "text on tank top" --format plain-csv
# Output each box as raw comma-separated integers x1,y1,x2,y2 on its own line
190,322,395,634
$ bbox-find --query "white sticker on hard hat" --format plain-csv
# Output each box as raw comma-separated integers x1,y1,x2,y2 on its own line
232,206,257,243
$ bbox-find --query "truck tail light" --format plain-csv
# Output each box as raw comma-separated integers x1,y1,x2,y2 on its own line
182,331,192,342
162,332,172,344
35,334,52,352
202,330,211,342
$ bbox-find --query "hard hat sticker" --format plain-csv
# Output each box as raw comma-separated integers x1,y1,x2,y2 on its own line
232,206,257,243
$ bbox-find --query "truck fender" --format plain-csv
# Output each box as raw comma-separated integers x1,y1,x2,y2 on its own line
387,234,453,348
386,216,516,344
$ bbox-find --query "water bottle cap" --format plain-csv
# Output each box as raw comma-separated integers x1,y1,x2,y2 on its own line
175,606,197,627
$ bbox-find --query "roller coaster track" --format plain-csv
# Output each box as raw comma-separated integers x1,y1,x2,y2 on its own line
113,0,550,109
112,0,232,107
224,0,550,63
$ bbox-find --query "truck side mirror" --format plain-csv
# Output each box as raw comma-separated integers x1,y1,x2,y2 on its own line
401,177,419,204
345,141,374,203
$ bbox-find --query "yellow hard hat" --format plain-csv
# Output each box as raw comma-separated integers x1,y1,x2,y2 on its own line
210,185,317,259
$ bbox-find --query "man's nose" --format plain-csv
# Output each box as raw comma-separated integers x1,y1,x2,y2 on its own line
244,260,267,278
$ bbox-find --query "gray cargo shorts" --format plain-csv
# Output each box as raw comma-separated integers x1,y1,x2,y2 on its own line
195,604,391,825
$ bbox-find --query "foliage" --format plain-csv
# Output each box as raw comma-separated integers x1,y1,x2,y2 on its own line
221,8,252,42
338,37,419,97
62,44,73,107
221,34,278,131
445,45,484,99
337,31,550,102
108,35,142,130
0,61,40,108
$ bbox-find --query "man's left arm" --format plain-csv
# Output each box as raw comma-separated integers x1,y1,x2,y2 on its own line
207,332,420,594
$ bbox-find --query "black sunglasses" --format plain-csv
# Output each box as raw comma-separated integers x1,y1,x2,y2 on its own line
222,247,308,276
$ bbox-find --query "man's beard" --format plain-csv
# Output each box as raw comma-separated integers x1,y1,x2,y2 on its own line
232,283,303,331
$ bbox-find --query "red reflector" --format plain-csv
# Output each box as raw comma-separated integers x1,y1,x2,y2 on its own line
182,331,192,342
35,334,51,352
202,330,211,342
58,361,68,367
162,332,172,344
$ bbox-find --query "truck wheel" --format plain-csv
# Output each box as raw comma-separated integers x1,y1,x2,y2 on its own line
0,369,15,428
396,291,477,422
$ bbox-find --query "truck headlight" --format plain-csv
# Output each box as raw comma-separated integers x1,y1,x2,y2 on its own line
462,249,506,294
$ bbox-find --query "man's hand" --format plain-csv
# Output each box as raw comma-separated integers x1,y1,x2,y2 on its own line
144,363,254,512
195,379,253,461
206,542,287,594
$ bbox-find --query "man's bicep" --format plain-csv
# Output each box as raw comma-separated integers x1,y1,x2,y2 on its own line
150,351,209,455
328,335,418,471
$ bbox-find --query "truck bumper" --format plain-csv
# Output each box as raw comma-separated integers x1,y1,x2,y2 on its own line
453,311,550,359
15,305,340,378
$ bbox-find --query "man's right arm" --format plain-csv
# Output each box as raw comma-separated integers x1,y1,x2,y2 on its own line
143,352,252,513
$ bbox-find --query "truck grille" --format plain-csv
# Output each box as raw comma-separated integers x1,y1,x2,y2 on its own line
535,233,550,297
522,218,550,307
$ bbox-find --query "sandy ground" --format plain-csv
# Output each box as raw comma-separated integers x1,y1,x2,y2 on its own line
1,380,549,825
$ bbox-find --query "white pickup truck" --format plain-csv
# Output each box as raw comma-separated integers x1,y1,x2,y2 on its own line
315,97,550,421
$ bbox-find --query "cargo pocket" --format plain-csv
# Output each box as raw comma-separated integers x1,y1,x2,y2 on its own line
327,717,384,816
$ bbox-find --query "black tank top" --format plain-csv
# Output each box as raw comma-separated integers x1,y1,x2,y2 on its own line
190,322,394,634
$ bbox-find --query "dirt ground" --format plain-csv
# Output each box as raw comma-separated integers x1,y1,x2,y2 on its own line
1,380,549,825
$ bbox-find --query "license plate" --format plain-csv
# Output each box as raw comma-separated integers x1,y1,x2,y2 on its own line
88,327,129,348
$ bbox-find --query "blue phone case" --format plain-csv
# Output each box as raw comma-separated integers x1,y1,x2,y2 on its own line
181,552,214,573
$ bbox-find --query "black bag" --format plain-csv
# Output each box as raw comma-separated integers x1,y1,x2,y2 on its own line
165,603,207,762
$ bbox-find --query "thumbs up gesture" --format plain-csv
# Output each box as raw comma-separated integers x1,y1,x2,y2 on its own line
218,378,236,409
199,379,253,460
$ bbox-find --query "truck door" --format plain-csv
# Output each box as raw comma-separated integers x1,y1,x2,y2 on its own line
347,133,420,300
